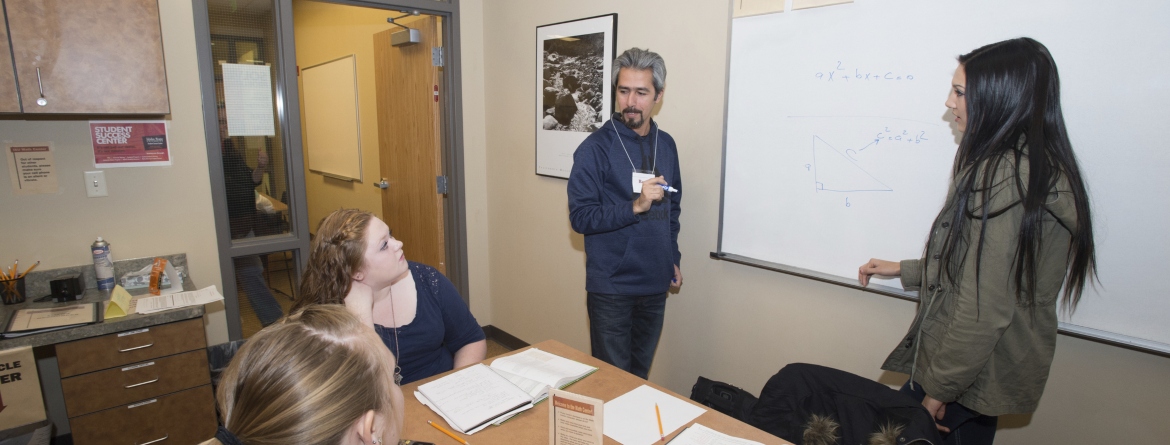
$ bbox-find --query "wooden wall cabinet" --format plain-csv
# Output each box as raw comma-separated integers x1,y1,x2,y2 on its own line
0,10,20,113
3,0,170,115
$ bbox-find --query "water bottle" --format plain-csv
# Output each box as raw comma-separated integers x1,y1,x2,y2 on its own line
91,237,115,291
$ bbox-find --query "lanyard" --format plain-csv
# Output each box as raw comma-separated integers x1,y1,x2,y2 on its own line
610,118,659,173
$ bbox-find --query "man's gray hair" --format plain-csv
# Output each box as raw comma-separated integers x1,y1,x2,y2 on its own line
612,48,666,95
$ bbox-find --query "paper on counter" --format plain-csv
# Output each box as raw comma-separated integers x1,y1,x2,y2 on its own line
136,285,223,314
667,424,764,445
603,385,706,445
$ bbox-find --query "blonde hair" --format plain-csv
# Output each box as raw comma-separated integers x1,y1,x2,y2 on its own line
216,305,399,445
292,208,376,312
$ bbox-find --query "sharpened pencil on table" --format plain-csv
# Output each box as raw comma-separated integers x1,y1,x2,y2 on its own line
429,420,470,445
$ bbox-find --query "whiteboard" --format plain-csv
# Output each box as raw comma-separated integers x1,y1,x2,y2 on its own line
302,55,363,181
718,0,1170,353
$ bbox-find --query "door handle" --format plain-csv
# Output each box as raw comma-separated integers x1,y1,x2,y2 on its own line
374,178,390,189
35,67,48,106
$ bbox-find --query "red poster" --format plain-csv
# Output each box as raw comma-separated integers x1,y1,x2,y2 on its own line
90,120,171,167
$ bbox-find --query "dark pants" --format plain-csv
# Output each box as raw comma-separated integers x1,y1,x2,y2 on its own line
900,380,998,445
586,292,666,379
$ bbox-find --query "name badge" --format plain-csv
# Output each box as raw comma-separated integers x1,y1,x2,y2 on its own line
632,172,655,194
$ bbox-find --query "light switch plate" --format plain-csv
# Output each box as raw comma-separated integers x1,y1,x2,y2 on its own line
84,171,108,197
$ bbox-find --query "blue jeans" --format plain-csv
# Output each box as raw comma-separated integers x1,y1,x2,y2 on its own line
900,380,998,445
236,255,284,326
586,292,666,379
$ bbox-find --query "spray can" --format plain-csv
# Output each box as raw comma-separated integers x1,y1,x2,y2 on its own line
91,237,115,291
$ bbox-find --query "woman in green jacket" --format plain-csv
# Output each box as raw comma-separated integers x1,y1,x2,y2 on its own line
858,37,1096,445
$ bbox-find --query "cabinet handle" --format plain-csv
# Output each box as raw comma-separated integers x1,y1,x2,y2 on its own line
119,342,154,352
124,378,159,389
35,67,47,106
137,435,169,445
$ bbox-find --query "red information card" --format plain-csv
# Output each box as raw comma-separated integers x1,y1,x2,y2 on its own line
90,120,171,167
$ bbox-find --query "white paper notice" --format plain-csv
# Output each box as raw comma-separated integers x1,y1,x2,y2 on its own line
136,286,224,314
6,144,58,195
222,63,276,136
668,424,764,445
603,385,706,445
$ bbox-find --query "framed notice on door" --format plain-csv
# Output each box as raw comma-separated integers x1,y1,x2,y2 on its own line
535,14,617,179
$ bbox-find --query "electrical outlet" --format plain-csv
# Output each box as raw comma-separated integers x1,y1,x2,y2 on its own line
84,171,108,197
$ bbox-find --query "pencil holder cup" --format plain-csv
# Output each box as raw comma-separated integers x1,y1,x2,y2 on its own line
1,276,26,305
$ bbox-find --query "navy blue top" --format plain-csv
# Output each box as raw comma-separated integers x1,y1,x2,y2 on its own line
373,262,485,384
567,117,682,296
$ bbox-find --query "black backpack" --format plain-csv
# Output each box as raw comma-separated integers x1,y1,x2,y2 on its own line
689,376,758,421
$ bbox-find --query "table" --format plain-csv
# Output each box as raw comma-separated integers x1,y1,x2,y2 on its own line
400,340,791,445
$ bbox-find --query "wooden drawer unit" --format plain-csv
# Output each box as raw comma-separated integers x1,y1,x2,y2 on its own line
61,349,210,417
56,318,206,378
69,384,217,445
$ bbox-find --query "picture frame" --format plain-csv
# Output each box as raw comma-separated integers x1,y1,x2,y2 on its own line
535,13,618,179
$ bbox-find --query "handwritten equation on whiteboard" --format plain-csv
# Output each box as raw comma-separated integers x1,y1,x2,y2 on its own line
799,123,935,207
814,61,916,82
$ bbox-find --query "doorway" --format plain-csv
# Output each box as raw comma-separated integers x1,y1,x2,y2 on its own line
293,1,449,275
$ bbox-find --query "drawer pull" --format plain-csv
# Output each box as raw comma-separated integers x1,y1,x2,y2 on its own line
125,378,159,388
137,434,169,445
119,343,155,352
127,398,158,409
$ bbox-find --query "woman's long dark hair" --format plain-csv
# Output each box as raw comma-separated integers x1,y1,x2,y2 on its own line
937,38,1096,313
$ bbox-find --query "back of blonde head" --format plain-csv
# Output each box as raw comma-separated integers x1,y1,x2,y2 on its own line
216,305,398,445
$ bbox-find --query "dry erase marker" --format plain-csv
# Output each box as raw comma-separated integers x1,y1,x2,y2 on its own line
637,178,679,193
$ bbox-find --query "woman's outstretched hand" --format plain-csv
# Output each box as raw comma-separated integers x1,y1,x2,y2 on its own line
858,258,901,286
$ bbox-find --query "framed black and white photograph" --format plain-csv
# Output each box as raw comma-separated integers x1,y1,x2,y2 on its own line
535,13,617,178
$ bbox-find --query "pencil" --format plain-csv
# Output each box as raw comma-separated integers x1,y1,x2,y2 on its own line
428,420,470,445
17,261,38,279
656,403,665,442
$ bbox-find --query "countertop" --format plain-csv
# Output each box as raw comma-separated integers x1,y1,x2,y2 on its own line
0,254,205,349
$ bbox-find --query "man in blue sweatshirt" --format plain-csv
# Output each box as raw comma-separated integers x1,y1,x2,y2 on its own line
567,48,682,379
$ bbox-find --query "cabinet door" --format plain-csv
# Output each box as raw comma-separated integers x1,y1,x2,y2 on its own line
0,5,19,113
6,0,170,114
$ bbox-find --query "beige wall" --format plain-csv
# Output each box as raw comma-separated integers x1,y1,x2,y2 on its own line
471,1,1170,443
458,0,492,324
0,1,227,346
292,0,392,234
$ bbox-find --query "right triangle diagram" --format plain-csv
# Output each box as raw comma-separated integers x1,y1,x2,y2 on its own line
812,136,893,192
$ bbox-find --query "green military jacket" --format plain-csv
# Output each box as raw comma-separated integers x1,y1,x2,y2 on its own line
881,149,1078,416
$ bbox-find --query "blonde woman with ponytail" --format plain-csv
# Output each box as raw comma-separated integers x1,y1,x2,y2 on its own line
201,305,404,445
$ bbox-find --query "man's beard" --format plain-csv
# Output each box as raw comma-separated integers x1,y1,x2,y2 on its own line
620,107,644,130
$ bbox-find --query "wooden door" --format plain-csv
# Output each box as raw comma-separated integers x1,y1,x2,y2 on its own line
6,0,169,114
373,17,446,274
0,11,20,113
